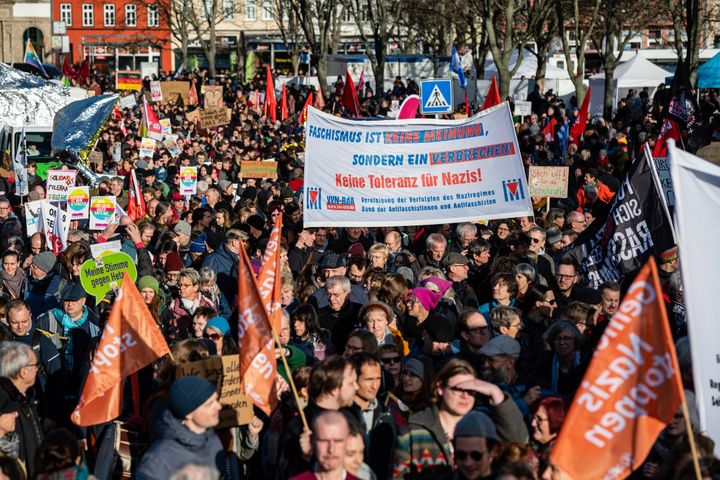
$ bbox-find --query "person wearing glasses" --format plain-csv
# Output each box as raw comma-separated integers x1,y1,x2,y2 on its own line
455,309,492,374
531,320,587,397
452,410,501,480
552,258,581,309
392,359,527,478
530,396,567,475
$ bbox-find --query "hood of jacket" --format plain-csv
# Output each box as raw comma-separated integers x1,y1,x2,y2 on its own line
154,408,216,452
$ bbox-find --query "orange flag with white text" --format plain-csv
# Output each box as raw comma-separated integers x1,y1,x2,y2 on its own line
256,213,283,333
238,245,278,415
550,258,685,480
72,274,170,426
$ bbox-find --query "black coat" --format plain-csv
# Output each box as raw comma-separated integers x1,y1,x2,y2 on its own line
0,379,43,478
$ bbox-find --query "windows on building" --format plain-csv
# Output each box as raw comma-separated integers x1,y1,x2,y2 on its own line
104,4,115,27
82,4,94,26
60,3,72,26
222,0,234,21
125,4,136,26
147,4,159,26
245,0,256,21
262,0,272,20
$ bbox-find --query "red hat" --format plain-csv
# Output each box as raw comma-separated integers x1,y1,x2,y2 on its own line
171,192,184,201
348,243,366,258
164,252,184,273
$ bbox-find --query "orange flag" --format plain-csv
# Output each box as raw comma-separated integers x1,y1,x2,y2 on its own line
188,78,198,106
482,76,501,110
72,274,170,426
238,245,278,415
280,84,288,121
550,258,685,479
127,169,146,222
256,213,283,332
314,84,325,110
264,65,277,122
298,92,313,125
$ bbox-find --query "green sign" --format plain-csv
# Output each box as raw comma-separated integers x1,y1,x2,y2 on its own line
80,252,137,301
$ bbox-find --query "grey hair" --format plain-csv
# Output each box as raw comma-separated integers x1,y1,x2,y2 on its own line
490,306,522,330
111,176,123,185
417,267,445,281
199,267,217,286
169,463,220,480
0,341,35,380
225,228,248,245
280,308,290,325
566,210,585,223
544,320,582,346
514,263,537,283
197,180,209,193
425,233,447,249
527,226,545,239
179,268,201,286
326,275,351,293
456,223,477,238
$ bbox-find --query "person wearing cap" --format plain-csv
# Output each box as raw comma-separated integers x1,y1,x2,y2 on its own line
203,316,238,355
385,357,431,426
658,246,679,283
453,411,501,480
420,313,456,371
309,254,369,309
188,232,208,268
444,252,478,309
0,342,44,477
25,251,65,321
393,359,527,478
162,251,185,298
170,191,187,225
135,376,228,479
330,227,373,257
173,220,193,264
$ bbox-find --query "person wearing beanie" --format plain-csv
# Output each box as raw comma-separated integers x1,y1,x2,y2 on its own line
203,316,238,355
421,313,456,371
163,251,185,295
452,411,500,480
26,251,64,321
136,375,258,479
401,287,440,345
188,232,208,267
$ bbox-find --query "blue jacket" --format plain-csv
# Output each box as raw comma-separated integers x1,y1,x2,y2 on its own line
25,271,65,321
201,243,238,306
135,409,225,480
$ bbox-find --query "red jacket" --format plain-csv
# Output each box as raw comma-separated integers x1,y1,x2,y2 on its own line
577,180,615,210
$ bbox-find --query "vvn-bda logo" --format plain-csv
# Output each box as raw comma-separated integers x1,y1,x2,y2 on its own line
502,178,525,202
306,187,322,209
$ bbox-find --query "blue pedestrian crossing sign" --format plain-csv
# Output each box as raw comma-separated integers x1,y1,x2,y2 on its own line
420,79,454,114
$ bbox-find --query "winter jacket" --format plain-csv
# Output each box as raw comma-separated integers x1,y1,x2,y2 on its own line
135,409,227,480
0,379,43,478
201,243,238,305
25,271,65,321
170,295,216,341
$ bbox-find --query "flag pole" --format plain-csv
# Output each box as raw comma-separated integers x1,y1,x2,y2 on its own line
269,312,309,431
680,401,703,480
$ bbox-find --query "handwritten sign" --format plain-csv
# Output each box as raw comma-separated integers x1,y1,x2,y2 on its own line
240,161,278,180
200,108,231,129
653,157,674,207
514,100,532,116
160,81,190,104
177,355,253,428
528,166,569,198
119,94,137,109
47,169,77,203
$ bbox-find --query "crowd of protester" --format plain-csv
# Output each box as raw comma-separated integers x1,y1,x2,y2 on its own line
0,65,717,480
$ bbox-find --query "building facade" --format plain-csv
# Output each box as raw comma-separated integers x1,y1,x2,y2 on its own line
0,0,51,64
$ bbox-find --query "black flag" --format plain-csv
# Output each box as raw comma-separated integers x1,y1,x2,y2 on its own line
566,150,675,288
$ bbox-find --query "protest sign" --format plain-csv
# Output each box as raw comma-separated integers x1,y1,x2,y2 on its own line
159,118,172,136
67,186,90,219
203,85,224,110
80,252,137,302
177,355,253,428
185,109,200,123
89,196,117,230
528,166,569,198
240,161,278,180
652,157,674,207
149,81,163,102
179,167,197,195
119,94,137,109
303,103,532,227
90,240,121,259
160,81,190,104
24,200,43,236
163,135,181,158
47,169,77,203
139,137,156,158
514,100,532,116
200,108,231,129
41,202,69,254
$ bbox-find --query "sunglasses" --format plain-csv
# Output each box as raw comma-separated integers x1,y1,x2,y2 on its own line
455,450,487,461
381,356,401,365
206,333,221,341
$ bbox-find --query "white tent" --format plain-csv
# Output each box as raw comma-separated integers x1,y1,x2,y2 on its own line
589,53,670,116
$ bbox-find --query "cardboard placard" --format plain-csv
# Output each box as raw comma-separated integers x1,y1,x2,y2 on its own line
528,166,569,198
514,100,532,116
177,355,253,428
160,81,190,104
185,109,200,123
80,251,137,301
119,94,137,109
150,81,163,102
179,166,197,195
47,169,78,203
67,186,90,219
200,108,231,129
203,85,224,110
240,161,278,180
89,196,117,230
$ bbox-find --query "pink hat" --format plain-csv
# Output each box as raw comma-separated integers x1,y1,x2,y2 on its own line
411,287,440,312
420,276,453,296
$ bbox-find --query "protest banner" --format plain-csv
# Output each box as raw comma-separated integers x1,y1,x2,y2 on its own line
46,169,77,203
551,258,685,480
240,161,278,180
177,355,253,428
41,202,69,254
179,166,197,195
203,85,224,110
149,81,163,102
90,240,121,259
303,103,532,227
160,81,190,104
67,186,90,219
139,137,156,158
200,108,231,129
24,200,43,236
79,252,138,301
89,196,117,230
159,118,172,136
513,100,532,116
528,166,569,198
163,135,181,158
652,156,674,207
119,94,137,109
670,141,720,450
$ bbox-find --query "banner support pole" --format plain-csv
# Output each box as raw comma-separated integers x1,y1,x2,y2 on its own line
270,314,309,431
680,401,703,480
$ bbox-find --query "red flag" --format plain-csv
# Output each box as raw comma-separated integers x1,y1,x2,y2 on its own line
570,86,592,145
188,79,198,106
465,91,470,115
298,92,313,125
238,245,278,415
341,69,359,116
62,58,77,79
314,84,325,110
280,84,288,121
541,117,557,142
143,97,163,141
550,258,685,479
257,214,283,332
264,65,277,122
77,60,90,84
482,76,501,110
72,274,170,426
127,169,147,222
652,118,682,157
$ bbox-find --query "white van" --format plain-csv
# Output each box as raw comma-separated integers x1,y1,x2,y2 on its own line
0,125,54,164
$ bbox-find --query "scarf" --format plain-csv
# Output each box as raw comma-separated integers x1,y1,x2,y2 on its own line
53,307,89,373
0,269,25,298
0,432,19,458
